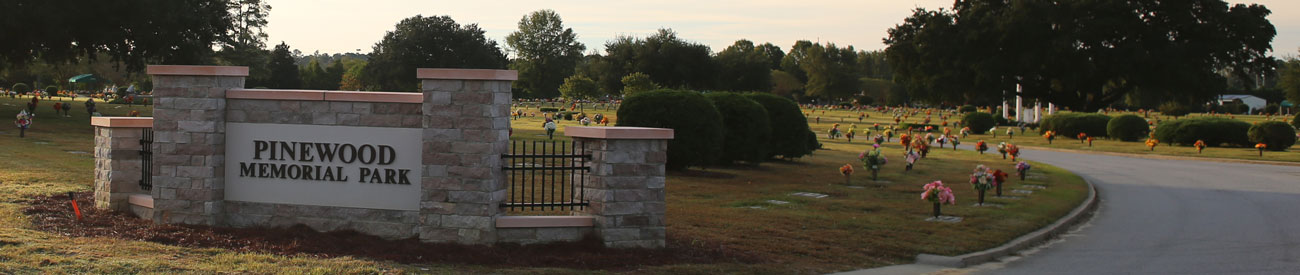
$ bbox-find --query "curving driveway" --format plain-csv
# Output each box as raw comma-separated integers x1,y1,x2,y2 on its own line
976,148,1300,274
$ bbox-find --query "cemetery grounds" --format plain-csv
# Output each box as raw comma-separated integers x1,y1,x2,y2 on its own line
0,98,1087,273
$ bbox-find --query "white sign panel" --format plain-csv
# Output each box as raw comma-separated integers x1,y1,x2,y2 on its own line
225,123,422,211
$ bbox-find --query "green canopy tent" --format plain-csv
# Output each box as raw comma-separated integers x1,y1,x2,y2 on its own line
68,74,100,92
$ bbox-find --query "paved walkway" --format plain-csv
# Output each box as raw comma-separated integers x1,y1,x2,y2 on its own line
843,146,1300,274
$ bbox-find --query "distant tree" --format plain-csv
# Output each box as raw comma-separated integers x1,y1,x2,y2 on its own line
770,70,802,97
364,15,508,91
801,43,860,100
715,39,773,92
558,75,599,101
267,42,301,89
216,0,272,87
780,40,815,83
324,59,345,90
600,29,716,92
1281,56,1300,105
339,61,367,91
620,72,659,96
506,10,585,99
756,43,785,70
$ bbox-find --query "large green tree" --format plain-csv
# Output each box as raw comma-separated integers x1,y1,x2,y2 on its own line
216,0,272,87
714,40,773,92
887,0,1276,111
506,10,585,99
364,15,507,91
558,75,599,101
267,42,300,89
1281,54,1300,105
0,0,234,70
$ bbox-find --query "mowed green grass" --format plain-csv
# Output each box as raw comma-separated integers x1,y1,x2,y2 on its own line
0,98,1088,273
804,108,1300,163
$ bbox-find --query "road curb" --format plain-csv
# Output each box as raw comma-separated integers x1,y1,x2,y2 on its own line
913,176,1100,268
1019,145,1300,167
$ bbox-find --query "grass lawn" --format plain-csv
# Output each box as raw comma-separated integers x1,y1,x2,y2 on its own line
800,107,1300,163
0,97,1088,273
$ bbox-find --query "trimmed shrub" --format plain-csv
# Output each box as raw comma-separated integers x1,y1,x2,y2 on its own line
539,107,560,112
961,112,996,134
1159,102,1190,118
959,105,977,113
1248,121,1296,151
44,86,57,95
12,83,30,94
1153,117,1251,147
1106,114,1150,141
806,130,822,150
706,92,772,165
1039,113,1111,138
1292,113,1299,129
745,93,813,159
617,89,724,170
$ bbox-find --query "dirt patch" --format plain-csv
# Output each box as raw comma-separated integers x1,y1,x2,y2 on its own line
23,192,753,271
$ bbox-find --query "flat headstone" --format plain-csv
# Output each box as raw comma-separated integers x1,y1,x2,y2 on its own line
926,216,963,223
1012,189,1034,194
1026,175,1047,180
872,180,893,184
1022,184,1047,189
746,206,766,209
34,142,50,145
994,195,1026,200
66,151,89,154
790,192,829,199
972,203,1005,208
846,186,865,189
766,200,790,205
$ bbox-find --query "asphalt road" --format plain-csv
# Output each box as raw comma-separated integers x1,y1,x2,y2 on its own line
976,148,1300,274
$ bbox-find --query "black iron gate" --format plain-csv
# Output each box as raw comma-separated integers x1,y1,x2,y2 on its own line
501,140,590,212
139,128,153,191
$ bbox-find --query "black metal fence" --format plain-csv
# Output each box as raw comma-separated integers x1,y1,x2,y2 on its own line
139,128,153,191
501,140,590,212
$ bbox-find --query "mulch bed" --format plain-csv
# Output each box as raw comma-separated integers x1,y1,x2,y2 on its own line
23,192,754,271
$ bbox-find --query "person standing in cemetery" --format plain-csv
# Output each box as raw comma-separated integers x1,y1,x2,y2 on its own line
543,118,557,139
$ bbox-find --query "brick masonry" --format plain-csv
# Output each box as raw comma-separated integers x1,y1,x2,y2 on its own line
150,73,244,225
576,138,669,248
93,127,148,211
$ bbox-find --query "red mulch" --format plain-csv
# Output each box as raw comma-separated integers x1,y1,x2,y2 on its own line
22,192,754,271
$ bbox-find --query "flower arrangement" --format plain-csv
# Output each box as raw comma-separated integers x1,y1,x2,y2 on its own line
15,110,32,138
873,123,880,130
960,127,971,138
1006,144,1021,161
885,129,894,142
1146,138,1159,151
942,121,949,126
993,169,1009,196
997,142,1009,159
1043,131,1056,144
860,146,887,180
922,181,956,217
970,165,995,205
1256,143,1267,156
911,138,930,158
1006,127,1016,139
976,140,989,154
128,110,140,117
1077,132,1088,143
1086,136,1095,147
1016,161,1031,181
949,135,961,150
943,127,952,136
840,163,854,185
900,133,912,149
937,135,948,148
1194,140,1207,154
873,134,885,144
904,150,920,171
925,133,936,144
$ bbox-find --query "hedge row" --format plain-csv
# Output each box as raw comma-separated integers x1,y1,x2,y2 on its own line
617,90,814,170
1039,113,1111,138
1152,117,1252,147
1106,114,1149,141
1248,121,1296,151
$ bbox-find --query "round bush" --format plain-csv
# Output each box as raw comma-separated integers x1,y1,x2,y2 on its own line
1248,121,1296,151
706,92,772,165
806,130,822,150
617,89,724,170
745,93,813,159
44,86,57,95
1153,117,1251,147
1292,113,1299,129
959,105,977,113
12,83,30,94
1107,114,1150,141
898,123,939,132
1038,113,1111,138
961,112,996,134
539,107,560,112
1159,102,1190,117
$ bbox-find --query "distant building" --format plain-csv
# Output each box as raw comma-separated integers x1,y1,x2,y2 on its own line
1216,95,1266,115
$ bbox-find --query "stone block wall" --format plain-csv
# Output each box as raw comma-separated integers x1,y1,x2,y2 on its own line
568,127,674,248
417,69,516,244
148,66,246,225
92,125,147,211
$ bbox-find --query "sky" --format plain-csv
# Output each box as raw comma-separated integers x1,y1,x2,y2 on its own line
264,0,1300,57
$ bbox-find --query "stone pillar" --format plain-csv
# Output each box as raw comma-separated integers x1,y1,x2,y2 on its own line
146,65,247,225
568,126,674,248
1015,92,1024,123
1034,101,1043,123
91,117,154,211
416,68,516,244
